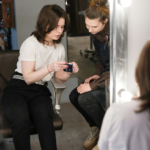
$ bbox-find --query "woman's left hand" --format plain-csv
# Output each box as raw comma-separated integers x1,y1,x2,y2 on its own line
71,62,79,73
77,83,92,94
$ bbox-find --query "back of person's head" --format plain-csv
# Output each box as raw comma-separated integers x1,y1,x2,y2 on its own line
84,0,109,23
135,38,150,112
31,4,70,44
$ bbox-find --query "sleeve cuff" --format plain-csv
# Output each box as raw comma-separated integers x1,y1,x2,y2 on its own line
89,81,99,91
94,70,102,76
21,58,36,61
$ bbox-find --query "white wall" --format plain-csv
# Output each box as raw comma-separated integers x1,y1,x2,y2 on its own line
127,0,150,94
12,0,67,61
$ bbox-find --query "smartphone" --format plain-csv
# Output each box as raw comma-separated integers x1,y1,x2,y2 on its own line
63,63,73,73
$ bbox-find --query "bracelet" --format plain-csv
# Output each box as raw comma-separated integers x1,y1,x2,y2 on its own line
47,65,51,73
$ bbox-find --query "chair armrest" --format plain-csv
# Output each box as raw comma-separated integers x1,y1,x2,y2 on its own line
50,78,67,115
105,78,110,109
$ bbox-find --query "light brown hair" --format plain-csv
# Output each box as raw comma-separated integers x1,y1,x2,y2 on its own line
31,4,70,45
84,0,109,23
134,39,150,112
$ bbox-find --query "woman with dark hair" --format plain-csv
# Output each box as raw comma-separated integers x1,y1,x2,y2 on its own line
69,0,109,150
98,39,150,150
1,4,79,150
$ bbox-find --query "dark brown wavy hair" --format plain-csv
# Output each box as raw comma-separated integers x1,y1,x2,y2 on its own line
84,0,109,23
134,39,150,112
31,4,70,45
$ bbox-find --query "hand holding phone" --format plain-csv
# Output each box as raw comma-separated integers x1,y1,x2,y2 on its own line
63,63,73,73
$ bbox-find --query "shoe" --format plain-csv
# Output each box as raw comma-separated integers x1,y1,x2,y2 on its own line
83,126,99,150
92,144,99,150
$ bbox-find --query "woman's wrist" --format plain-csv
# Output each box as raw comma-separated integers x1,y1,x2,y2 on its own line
47,64,51,73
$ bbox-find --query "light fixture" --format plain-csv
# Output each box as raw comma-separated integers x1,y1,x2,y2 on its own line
118,89,133,102
118,0,132,7
65,0,69,6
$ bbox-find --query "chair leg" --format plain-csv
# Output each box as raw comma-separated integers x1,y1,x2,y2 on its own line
54,88,65,115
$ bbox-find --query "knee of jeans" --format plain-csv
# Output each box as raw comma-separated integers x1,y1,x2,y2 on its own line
12,116,30,129
69,90,76,103
78,94,86,107
33,115,53,126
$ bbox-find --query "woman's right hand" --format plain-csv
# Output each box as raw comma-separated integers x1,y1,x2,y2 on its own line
48,61,68,72
84,75,100,84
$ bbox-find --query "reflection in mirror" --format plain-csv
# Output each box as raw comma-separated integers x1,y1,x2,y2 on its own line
67,0,110,108
67,1,111,149
66,0,94,85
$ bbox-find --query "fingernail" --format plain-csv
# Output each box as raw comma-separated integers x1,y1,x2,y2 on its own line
73,67,74,68
65,62,67,64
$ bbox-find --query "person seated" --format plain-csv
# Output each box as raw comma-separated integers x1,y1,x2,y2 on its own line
98,38,150,150
69,0,109,150
1,5,79,150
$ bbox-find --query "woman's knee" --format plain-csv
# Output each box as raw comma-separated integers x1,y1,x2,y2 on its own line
11,116,31,131
78,92,94,108
69,87,78,103
78,94,87,108
33,115,53,129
